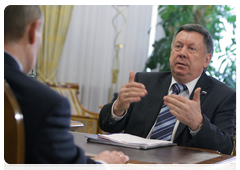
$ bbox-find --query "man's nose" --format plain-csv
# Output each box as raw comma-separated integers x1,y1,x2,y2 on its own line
179,46,187,58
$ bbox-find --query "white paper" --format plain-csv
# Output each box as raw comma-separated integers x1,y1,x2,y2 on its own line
98,133,172,147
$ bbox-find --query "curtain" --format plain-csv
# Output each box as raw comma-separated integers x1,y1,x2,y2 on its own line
37,5,73,82
57,5,153,112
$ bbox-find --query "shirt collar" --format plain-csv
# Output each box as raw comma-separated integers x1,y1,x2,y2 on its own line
4,50,23,72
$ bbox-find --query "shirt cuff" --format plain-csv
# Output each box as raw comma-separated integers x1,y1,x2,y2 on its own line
188,126,200,137
110,100,127,122
95,160,111,170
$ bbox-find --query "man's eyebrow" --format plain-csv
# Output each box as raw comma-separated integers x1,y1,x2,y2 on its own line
188,42,196,46
174,40,183,44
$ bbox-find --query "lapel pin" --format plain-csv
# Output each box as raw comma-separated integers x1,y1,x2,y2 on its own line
201,91,207,95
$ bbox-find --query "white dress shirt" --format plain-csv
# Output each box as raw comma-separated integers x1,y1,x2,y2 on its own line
110,75,201,141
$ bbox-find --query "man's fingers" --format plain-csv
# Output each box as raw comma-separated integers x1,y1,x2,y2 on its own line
193,87,201,103
113,70,147,116
128,70,135,83
122,96,142,104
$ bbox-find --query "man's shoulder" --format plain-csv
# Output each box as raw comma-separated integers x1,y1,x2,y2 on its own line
136,71,171,78
204,74,235,92
6,71,65,104
135,71,171,82
27,78,65,101
200,73,236,99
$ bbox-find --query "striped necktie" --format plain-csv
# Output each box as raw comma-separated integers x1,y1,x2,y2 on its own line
150,83,187,141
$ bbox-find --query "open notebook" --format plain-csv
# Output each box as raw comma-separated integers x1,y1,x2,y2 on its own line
86,133,176,150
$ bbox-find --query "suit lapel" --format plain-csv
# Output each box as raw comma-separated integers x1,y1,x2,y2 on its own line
174,72,211,141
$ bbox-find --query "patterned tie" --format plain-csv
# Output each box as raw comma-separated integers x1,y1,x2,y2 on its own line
151,83,187,141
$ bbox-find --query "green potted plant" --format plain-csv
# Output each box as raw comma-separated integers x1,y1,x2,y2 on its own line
145,5,236,90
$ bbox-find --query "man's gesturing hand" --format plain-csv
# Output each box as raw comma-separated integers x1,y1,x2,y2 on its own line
113,71,147,117
163,87,203,130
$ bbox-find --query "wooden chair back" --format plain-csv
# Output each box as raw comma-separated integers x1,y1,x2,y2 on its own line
4,80,25,164
46,82,102,134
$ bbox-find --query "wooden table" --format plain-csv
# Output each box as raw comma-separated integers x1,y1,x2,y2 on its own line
70,132,236,164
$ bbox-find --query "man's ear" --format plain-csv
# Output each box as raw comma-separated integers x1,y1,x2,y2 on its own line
28,20,41,44
203,53,212,68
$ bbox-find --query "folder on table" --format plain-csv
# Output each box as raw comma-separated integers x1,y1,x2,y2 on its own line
86,133,176,150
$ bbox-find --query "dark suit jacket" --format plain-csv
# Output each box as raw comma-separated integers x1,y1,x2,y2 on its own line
99,72,236,155
4,52,97,164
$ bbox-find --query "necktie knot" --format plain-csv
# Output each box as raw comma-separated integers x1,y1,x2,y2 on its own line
172,83,187,95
